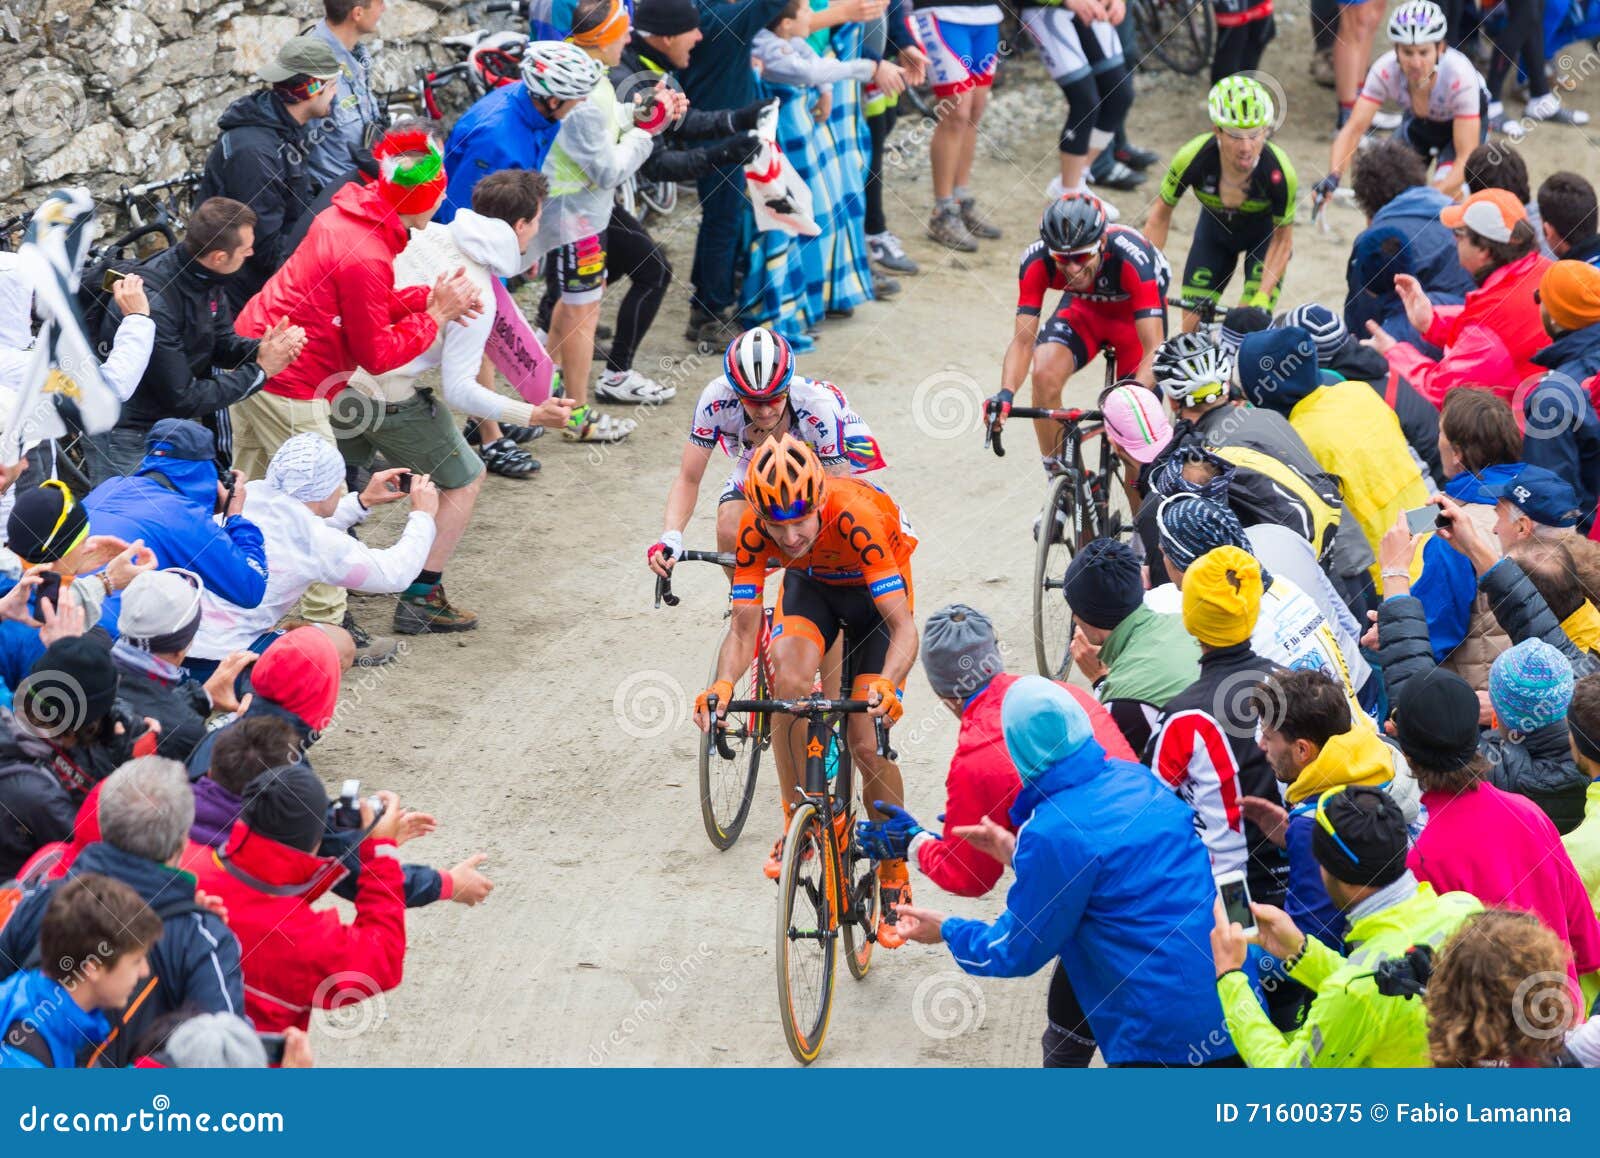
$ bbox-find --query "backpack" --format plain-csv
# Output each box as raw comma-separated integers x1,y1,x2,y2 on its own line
74,251,146,360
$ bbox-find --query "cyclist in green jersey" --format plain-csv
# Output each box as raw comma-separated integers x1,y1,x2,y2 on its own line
1144,76,1297,335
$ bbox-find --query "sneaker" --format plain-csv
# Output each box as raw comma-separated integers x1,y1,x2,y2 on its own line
1310,47,1336,89
926,208,978,253
1526,93,1590,125
1045,175,1067,200
394,583,479,635
959,198,1002,240
1370,109,1403,131
596,368,675,404
876,866,911,950
342,611,401,667
871,269,901,298
1115,142,1160,170
1088,157,1146,191
867,231,919,274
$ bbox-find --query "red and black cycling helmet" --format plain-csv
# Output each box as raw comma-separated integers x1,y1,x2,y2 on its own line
1040,192,1107,256
724,327,795,400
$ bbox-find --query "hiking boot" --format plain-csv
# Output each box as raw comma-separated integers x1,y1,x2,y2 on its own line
686,305,739,346
342,612,401,667
867,231,919,274
926,208,977,252
876,865,911,949
959,198,1002,240
394,583,479,635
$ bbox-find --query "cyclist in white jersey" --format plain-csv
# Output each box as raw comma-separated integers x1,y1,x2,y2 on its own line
1319,1,1487,202
647,327,885,577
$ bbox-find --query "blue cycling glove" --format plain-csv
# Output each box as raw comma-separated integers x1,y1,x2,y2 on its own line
855,802,930,861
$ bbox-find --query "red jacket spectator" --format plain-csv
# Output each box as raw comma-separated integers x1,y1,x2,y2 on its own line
1384,246,1552,406
187,770,406,1033
236,180,438,402
915,672,1135,898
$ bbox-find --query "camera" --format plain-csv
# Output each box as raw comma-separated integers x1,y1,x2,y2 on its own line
332,779,386,830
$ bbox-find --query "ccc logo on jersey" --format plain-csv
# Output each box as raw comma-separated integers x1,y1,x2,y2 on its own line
837,509,886,566
736,524,768,568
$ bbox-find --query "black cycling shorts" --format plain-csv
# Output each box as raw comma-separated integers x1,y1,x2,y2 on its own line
1397,93,1489,165
773,570,906,689
546,233,608,303
1180,211,1277,305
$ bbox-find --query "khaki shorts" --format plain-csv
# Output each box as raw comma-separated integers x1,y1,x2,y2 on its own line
229,391,334,482
331,389,485,491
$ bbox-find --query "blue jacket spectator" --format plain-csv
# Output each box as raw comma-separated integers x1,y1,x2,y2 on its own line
1524,260,1600,533
83,420,268,635
933,677,1235,1066
1412,463,1520,660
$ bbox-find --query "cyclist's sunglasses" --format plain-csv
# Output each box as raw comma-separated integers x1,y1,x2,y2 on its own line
1049,248,1099,267
1220,126,1268,141
1314,783,1361,865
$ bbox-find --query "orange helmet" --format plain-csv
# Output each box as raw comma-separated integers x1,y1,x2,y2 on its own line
746,434,825,523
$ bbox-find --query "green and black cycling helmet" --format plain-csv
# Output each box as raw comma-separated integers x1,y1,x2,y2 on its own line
1040,192,1107,256
1208,75,1275,132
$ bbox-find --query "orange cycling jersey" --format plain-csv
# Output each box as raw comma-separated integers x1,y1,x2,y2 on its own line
731,478,916,604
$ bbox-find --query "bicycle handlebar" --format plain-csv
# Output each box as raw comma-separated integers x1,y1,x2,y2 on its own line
482,0,527,11
983,407,1103,457
707,695,896,761
653,547,734,608
121,172,200,201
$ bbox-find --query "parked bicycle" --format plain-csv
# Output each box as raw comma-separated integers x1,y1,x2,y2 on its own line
704,691,889,1064
984,351,1132,679
1133,0,1214,76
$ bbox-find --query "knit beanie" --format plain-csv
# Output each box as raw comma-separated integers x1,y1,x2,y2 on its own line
1157,493,1251,571
241,763,329,854
1310,785,1410,888
1218,305,1272,362
1181,546,1262,648
921,605,1004,699
22,637,118,733
118,568,204,655
1540,260,1600,332
162,1013,269,1068
6,479,89,565
1391,669,1480,774
1489,638,1575,734
1062,538,1144,631
374,128,448,217
1238,326,1320,414
1278,303,1349,367
633,0,701,35
1147,445,1236,504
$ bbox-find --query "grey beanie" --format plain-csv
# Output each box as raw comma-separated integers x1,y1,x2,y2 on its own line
162,1013,269,1068
922,604,1004,699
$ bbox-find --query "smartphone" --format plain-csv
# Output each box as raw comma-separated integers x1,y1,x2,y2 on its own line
1217,870,1256,937
396,471,413,495
101,267,126,293
258,1032,286,1066
1403,505,1444,536
30,570,62,616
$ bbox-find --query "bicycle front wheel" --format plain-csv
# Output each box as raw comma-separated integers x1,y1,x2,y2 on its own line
698,620,765,850
838,746,879,982
1148,0,1214,75
1032,473,1080,680
777,802,838,1064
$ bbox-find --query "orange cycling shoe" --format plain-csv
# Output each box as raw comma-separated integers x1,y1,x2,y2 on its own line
876,862,912,949
764,832,785,880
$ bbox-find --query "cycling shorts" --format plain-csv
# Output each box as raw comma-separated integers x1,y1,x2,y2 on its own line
1019,8,1121,84
908,12,1000,97
718,477,747,505
1180,212,1278,305
773,568,913,693
548,233,607,304
1397,97,1488,165
1037,298,1150,377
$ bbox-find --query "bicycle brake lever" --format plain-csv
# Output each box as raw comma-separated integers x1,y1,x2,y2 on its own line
874,716,897,762
654,572,679,608
707,694,738,761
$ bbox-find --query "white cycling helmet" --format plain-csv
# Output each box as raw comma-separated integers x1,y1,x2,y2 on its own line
1388,0,1448,45
521,41,604,101
1153,332,1233,407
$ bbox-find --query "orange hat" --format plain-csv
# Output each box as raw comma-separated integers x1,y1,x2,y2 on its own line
1540,260,1600,332
1440,188,1526,244
570,0,630,47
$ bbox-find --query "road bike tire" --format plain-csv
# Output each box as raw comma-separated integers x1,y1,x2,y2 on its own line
776,802,837,1064
833,740,877,981
697,619,765,850
638,179,678,218
1032,472,1081,680
1135,0,1214,77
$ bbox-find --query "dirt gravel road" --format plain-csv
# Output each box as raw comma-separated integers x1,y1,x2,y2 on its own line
316,12,1600,1065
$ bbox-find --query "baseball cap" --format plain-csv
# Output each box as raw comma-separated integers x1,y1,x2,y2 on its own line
1486,465,1584,528
118,568,204,654
1440,188,1526,244
1100,383,1172,464
260,34,342,84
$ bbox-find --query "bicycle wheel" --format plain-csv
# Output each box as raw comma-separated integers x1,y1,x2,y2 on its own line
776,802,837,1064
841,775,880,981
1137,0,1213,76
698,618,765,850
1032,473,1080,680
639,179,678,217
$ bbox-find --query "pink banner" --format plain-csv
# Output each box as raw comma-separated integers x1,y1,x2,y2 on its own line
485,278,554,405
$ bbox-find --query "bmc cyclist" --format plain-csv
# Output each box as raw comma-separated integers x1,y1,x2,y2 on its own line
692,436,918,948
987,193,1169,472
1318,1,1488,204
646,327,885,576
1144,76,1296,334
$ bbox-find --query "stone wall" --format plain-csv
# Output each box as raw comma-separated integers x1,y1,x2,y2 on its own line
0,0,477,219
